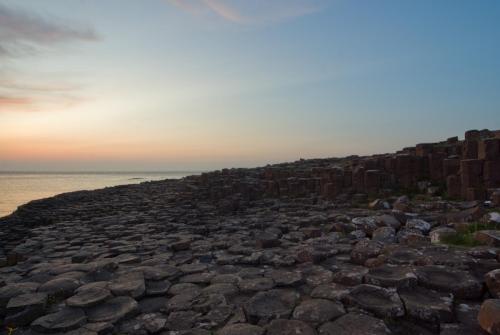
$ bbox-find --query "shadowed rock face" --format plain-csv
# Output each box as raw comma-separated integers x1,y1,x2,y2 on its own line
0,129,499,334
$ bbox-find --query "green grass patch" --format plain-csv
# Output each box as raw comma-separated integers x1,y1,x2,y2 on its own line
441,222,500,247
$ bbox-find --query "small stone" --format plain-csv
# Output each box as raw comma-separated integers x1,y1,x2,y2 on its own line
429,227,457,243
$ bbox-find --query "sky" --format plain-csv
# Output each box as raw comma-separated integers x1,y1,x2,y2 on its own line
0,0,499,171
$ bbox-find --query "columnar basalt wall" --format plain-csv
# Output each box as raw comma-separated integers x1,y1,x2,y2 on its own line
239,129,500,202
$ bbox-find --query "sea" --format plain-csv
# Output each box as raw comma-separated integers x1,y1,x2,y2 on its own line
0,171,196,218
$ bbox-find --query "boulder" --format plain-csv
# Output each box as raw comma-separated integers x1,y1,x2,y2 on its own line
478,299,500,335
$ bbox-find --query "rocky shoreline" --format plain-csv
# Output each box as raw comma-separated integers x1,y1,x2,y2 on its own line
1,130,500,335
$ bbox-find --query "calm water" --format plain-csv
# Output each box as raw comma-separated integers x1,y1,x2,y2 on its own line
0,172,195,218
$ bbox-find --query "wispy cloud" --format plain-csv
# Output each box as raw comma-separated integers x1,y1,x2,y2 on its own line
167,0,327,25
0,3,97,57
0,3,98,113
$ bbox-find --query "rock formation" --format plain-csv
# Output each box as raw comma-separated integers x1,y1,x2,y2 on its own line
0,129,499,334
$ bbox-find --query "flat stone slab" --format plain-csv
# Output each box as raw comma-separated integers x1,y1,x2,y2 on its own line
345,284,404,318
415,265,484,299
66,287,112,307
364,265,417,288
292,299,345,325
31,307,86,333
318,312,391,335
244,289,300,323
109,271,145,299
217,323,265,335
266,319,317,335
399,286,453,326
87,296,138,322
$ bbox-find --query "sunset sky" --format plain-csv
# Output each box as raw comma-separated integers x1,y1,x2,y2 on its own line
1,0,500,171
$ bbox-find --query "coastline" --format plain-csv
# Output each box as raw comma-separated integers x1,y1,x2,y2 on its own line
1,131,499,334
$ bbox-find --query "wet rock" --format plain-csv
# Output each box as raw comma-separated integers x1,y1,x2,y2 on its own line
244,289,299,323
266,319,317,335
292,299,345,325
345,284,404,318
318,312,391,335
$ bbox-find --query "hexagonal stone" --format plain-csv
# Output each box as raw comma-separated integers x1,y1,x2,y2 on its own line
39,277,81,299
87,296,138,322
332,264,368,286
31,307,87,333
267,270,303,287
66,287,111,308
345,284,404,318
4,292,48,326
292,299,345,325
415,265,484,299
310,283,350,301
168,283,201,296
146,279,172,296
318,312,391,335
399,286,453,326
238,278,275,292
136,265,180,281
0,282,40,311
266,319,317,335
179,272,215,284
165,291,201,312
109,271,145,299
351,240,383,265
217,323,264,335
202,283,239,296
364,265,417,288
244,289,299,323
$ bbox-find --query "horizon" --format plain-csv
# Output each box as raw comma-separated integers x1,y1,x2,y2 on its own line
1,0,500,171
